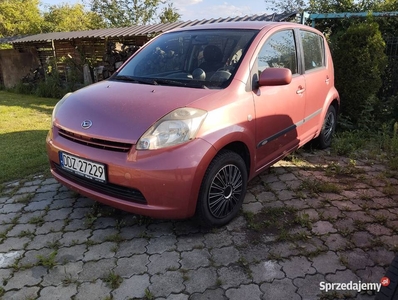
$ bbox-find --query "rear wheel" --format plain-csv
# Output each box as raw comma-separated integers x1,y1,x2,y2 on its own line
317,105,337,149
196,150,247,227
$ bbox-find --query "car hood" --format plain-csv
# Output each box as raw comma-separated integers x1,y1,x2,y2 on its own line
54,80,219,144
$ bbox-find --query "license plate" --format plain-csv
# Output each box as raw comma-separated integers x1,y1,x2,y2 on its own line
59,152,107,183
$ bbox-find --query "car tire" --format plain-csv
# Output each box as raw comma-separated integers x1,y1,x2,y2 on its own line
317,105,337,149
196,150,248,227
376,255,398,300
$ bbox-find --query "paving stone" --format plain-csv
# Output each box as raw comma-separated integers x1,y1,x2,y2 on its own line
157,294,189,300
380,235,398,249
36,183,60,193
90,228,119,243
0,203,25,214
63,218,87,231
75,280,112,300
57,244,87,263
3,286,40,300
83,242,116,261
250,260,285,284
39,284,78,300
119,224,148,240
190,289,227,300
356,265,387,283
226,216,247,233
344,211,374,223
114,255,149,277
322,233,350,251
366,223,393,236
294,273,328,300
242,201,263,213
4,268,43,290
339,249,373,271
0,251,23,269
0,237,30,252
281,256,316,279
325,269,361,298
147,221,174,237
26,232,63,250
73,197,95,207
42,261,83,286
367,247,395,266
312,221,337,235
261,278,300,300
146,235,177,254
6,223,36,237
225,284,263,300
78,259,116,281
240,243,271,262
173,220,202,235
35,219,65,235
180,249,210,270
149,271,185,297
93,217,118,229
44,207,73,222
115,238,148,257
244,192,257,203
185,267,217,294
176,234,205,251
351,231,374,248
204,230,232,248
68,207,92,220
112,274,150,299
50,199,74,210
218,265,251,289
15,185,39,194
311,251,346,274
256,191,277,203
210,246,239,266
30,191,57,203
148,251,180,274
267,242,300,259
19,248,54,266
60,229,91,246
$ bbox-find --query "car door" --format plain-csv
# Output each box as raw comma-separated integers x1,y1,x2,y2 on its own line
253,29,306,172
298,29,330,141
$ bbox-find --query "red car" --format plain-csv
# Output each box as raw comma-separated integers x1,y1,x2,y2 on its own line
47,21,339,226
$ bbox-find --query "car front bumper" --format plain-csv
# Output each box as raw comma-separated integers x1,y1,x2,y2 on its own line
46,129,216,219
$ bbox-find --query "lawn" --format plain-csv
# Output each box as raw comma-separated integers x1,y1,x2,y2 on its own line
0,91,59,184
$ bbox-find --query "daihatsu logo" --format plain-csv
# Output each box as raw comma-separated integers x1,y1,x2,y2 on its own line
81,120,92,129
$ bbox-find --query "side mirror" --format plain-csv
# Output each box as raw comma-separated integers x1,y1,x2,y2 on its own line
258,68,292,87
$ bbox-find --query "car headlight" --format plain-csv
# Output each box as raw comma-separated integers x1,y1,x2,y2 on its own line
136,108,207,150
51,92,72,126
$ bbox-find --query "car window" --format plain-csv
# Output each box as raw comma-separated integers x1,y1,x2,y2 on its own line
257,30,298,76
116,29,258,89
300,30,325,71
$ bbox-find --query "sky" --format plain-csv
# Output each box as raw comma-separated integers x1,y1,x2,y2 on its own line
40,0,272,22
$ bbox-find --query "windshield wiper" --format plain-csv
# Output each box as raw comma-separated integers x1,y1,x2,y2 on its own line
155,78,208,89
113,75,158,85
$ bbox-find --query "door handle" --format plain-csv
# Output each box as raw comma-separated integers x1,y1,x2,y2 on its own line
325,76,330,84
296,86,305,94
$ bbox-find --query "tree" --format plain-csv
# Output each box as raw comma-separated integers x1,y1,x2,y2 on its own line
86,0,167,27
42,3,105,32
0,0,43,37
159,2,181,23
332,21,387,126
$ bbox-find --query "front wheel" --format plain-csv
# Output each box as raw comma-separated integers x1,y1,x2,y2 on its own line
316,105,337,149
196,150,248,227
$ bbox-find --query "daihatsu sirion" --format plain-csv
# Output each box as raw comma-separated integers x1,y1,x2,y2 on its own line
47,21,339,226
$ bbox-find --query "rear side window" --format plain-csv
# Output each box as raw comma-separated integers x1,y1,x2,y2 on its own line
300,30,325,71
257,30,298,76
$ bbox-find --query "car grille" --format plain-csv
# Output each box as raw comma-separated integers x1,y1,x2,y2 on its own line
58,128,132,152
54,163,147,204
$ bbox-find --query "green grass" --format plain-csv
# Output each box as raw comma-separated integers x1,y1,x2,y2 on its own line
0,91,58,183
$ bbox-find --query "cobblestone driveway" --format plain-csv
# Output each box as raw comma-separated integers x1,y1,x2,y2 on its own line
0,150,397,299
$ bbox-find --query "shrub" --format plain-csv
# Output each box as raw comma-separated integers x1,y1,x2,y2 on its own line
331,21,387,127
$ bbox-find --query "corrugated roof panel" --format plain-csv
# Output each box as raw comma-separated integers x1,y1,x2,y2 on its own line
9,12,297,44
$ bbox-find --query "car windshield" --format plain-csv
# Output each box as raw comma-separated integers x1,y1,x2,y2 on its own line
114,29,258,89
